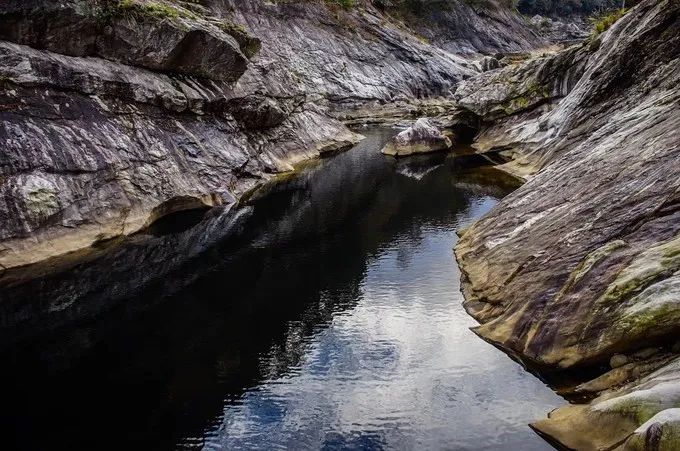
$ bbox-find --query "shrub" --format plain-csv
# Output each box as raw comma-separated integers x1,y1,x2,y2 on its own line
591,8,627,36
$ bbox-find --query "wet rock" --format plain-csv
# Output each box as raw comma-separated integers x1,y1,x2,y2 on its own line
381,118,452,156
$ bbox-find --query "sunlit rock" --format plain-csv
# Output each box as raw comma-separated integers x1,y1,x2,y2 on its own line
381,118,452,156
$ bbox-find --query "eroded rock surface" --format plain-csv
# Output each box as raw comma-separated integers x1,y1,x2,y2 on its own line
0,0,552,270
533,358,680,450
454,0,680,447
456,0,680,369
0,0,565,358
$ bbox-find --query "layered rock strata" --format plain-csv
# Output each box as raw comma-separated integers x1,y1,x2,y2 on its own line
454,0,680,447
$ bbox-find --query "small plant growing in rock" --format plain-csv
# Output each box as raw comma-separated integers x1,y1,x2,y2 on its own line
591,8,627,36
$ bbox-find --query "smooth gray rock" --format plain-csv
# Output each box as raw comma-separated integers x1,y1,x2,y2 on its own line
381,118,452,156
0,0,543,269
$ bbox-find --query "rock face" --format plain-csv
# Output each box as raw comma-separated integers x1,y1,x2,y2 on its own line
454,0,680,447
375,0,546,56
0,0,253,82
0,36,363,268
533,358,680,450
529,14,589,45
2,0,536,270
381,118,452,156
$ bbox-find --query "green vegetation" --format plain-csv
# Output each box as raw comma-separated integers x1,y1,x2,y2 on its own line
329,0,356,8
591,8,627,36
115,0,197,21
518,0,638,16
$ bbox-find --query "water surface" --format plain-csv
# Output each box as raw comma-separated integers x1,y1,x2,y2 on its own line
0,128,561,450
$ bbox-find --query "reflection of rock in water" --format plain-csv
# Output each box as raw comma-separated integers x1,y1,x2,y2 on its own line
0,205,251,346
394,152,447,181
396,163,444,181
0,128,523,352
0,127,522,450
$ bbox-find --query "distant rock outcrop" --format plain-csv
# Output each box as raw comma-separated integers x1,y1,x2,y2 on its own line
381,118,452,156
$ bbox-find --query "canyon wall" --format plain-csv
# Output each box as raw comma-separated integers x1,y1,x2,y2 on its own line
0,0,545,270
454,0,680,447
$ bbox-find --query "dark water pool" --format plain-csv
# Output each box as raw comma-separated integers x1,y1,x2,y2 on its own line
0,128,561,450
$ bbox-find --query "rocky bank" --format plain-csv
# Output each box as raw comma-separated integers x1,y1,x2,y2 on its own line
0,0,555,344
0,0,550,271
454,0,680,448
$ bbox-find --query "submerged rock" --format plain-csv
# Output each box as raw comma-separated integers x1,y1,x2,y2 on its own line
381,118,452,156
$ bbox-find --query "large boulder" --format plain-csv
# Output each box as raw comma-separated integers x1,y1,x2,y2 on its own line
381,118,452,156
0,0,257,82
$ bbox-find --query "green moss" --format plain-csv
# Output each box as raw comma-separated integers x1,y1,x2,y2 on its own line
499,80,551,115
600,235,680,305
605,396,666,424
114,0,197,21
218,22,261,58
618,303,678,339
328,0,356,8
568,240,627,288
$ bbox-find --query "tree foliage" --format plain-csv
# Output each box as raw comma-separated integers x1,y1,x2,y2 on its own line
517,0,636,16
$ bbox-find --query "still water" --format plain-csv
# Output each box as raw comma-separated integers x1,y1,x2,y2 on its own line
0,128,561,450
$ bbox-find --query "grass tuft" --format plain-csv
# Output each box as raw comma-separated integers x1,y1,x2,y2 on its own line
591,8,627,37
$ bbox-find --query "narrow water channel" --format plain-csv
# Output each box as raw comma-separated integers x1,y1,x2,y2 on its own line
0,128,562,450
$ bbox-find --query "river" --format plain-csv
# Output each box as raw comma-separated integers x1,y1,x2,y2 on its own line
0,128,562,450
